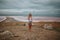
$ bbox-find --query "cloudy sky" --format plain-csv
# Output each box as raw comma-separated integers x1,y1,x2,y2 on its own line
0,0,60,17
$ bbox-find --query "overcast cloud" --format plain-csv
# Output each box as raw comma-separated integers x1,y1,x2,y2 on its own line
0,0,60,16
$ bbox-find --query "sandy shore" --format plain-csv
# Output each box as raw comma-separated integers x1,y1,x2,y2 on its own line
0,17,60,40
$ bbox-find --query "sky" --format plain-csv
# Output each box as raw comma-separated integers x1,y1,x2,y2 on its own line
0,0,60,16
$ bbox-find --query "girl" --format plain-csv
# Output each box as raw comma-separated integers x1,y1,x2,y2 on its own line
28,13,32,31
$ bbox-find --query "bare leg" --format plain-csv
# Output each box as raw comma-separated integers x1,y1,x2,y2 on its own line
29,25,32,32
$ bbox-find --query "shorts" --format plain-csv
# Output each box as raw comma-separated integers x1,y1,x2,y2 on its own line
28,20,32,26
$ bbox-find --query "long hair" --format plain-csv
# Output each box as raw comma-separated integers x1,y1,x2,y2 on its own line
28,13,32,17
28,13,32,20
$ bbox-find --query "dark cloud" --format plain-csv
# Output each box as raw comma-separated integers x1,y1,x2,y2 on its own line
48,0,60,9
0,0,60,16
0,0,51,9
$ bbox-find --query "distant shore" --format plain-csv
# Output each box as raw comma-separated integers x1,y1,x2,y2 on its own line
0,16,60,22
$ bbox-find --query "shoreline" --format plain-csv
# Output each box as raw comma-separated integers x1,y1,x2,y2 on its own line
0,16,60,22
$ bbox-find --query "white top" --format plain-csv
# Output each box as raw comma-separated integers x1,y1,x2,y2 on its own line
29,18,32,22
